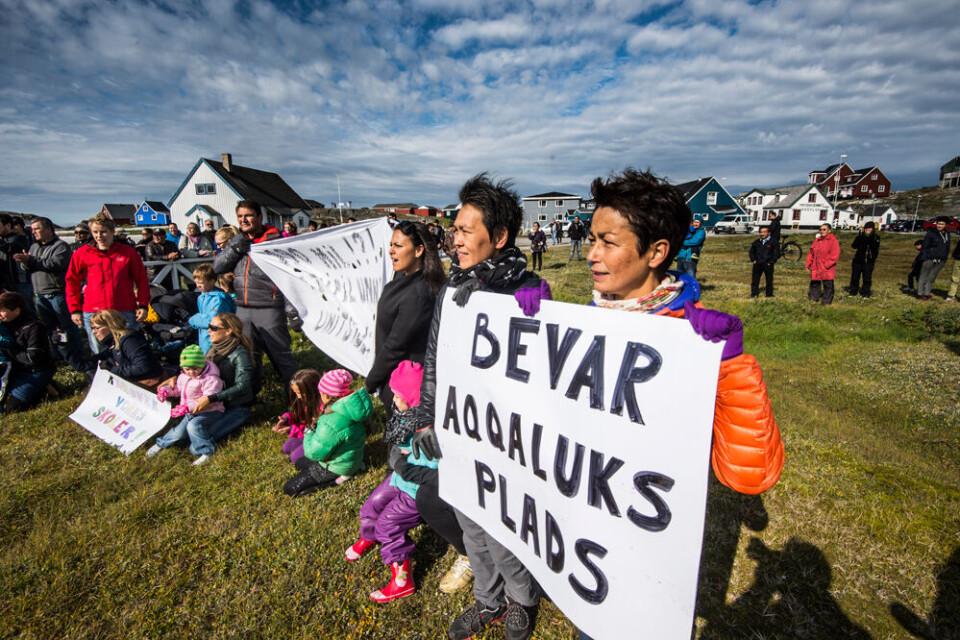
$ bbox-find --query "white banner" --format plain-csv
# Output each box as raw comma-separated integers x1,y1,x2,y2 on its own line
251,218,393,376
435,291,723,640
70,369,172,455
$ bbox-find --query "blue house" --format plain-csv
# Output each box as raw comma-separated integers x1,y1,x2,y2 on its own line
136,201,171,226
674,177,744,229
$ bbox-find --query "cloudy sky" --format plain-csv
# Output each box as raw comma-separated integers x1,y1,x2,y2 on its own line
1,0,957,224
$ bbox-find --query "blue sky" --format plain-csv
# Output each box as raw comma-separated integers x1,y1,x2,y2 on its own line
1,0,958,225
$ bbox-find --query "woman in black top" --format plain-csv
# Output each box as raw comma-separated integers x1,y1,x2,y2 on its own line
0,292,55,412
89,309,163,389
364,221,445,418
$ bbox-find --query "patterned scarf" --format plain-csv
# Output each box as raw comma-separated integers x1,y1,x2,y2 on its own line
592,274,684,313
448,247,528,306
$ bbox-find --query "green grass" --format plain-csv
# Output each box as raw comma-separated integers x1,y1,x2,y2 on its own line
2,232,958,639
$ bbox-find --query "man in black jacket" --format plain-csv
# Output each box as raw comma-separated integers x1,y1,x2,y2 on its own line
0,213,34,315
567,215,586,261
849,222,880,297
13,217,87,371
749,225,778,298
213,199,297,390
917,217,951,300
408,173,548,640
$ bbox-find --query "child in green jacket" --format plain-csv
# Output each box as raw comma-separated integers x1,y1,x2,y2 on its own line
282,369,372,497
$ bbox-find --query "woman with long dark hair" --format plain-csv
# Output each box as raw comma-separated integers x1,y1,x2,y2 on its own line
363,220,445,418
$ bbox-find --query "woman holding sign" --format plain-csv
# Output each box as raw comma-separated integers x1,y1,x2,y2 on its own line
575,169,784,639
364,220,445,420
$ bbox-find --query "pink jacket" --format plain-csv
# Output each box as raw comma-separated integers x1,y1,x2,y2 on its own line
805,233,840,280
165,361,225,413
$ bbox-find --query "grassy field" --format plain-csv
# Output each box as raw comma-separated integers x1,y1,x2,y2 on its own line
2,231,958,639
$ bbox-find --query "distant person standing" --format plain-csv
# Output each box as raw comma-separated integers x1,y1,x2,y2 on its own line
848,222,880,297
213,199,297,390
904,239,924,294
917,217,951,300
749,225,778,298
527,222,546,271
0,213,34,313
14,217,87,371
567,215,585,261
676,218,706,277
166,222,182,245
65,213,150,352
70,223,95,251
135,228,152,257
805,223,840,305
11,217,33,248
768,211,782,246
144,229,181,281
946,239,960,302
549,219,559,245
179,222,215,258
201,218,218,245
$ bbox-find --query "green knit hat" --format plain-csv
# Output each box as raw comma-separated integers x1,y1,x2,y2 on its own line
180,345,206,368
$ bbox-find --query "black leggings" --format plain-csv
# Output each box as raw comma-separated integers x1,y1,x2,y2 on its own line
415,477,467,555
530,251,543,270
283,459,340,497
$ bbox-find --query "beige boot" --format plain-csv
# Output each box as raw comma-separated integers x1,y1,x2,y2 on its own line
439,554,474,593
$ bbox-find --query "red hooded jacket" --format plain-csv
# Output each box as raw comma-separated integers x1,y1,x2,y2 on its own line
65,241,151,313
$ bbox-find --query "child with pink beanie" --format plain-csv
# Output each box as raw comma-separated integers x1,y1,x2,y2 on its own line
345,360,437,603
282,369,373,497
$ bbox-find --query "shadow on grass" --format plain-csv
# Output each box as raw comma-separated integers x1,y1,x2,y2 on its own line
889,545,960,640
697,477,873,639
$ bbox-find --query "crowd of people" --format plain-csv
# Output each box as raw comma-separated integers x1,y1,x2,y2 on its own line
6,171,955,638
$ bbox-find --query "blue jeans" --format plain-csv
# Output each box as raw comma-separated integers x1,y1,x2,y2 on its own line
83,310,138,353
569,239,582,261
36,293,87,371
206,405,253,443
7,369,54,407
676,257,695,276
154,411,223,456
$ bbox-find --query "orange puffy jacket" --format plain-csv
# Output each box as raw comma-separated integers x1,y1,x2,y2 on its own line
658,304,784,494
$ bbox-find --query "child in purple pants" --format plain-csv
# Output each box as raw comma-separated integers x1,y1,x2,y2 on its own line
345,360,435,603
273,369,321,464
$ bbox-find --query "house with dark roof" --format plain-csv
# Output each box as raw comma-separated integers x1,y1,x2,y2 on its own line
168,154,311,230
100,204,137,226
673,177,744,228
135,201,171,226
808,162,891,199
520,191,582,231
740,184,835,229
940,156,960,188
442,203,460,220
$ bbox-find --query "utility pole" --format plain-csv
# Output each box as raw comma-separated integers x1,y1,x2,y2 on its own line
337,174,343,224
832,154,847,224
913,194,921,229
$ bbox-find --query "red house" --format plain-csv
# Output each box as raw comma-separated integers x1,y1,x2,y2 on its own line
809,163,891,199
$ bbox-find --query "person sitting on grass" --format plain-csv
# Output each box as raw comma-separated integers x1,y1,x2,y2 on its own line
346,361,436,603
88,309,163,389
188,263,236,354
147,345,225,466
282,369,372,497
0,292,55,413
273,368,322,465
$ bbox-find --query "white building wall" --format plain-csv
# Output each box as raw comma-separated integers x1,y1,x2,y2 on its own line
169,162,243,230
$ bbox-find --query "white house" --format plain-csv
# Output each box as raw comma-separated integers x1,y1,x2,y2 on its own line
168,154,311,231
740,184,835,230
520,192,582,231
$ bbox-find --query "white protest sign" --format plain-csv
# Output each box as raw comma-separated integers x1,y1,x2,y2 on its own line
251,218,393,376
435,291,723,640
70,368,172,455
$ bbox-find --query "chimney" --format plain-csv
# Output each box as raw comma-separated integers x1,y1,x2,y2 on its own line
222,153,232,172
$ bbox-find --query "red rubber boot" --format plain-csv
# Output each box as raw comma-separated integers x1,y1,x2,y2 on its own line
369,560,415,603
345,538,376,562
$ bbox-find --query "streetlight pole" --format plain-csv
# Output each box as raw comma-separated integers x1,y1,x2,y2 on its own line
337,174,343,224
913,194,921,229
832,153,846,224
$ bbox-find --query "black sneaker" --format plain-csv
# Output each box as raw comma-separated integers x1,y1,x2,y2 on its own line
504,602,538,640
447,602,507,640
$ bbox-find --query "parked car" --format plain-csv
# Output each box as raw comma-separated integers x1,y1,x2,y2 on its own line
889,219,925,232
921,216,960,233
713,214,753,234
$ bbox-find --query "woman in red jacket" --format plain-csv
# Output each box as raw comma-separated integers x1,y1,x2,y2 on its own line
65,213,151,352
805,223,841,305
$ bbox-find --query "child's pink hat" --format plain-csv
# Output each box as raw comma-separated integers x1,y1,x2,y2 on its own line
389,360,423,408
317,369,353,397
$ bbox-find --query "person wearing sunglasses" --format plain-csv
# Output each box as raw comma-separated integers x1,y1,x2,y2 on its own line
805,223,840,305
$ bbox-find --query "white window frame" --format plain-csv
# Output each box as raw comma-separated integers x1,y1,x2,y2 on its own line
706,191,718,206
538,200,546,208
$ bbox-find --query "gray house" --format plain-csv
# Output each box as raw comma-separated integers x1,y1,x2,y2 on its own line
520,191,582,231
